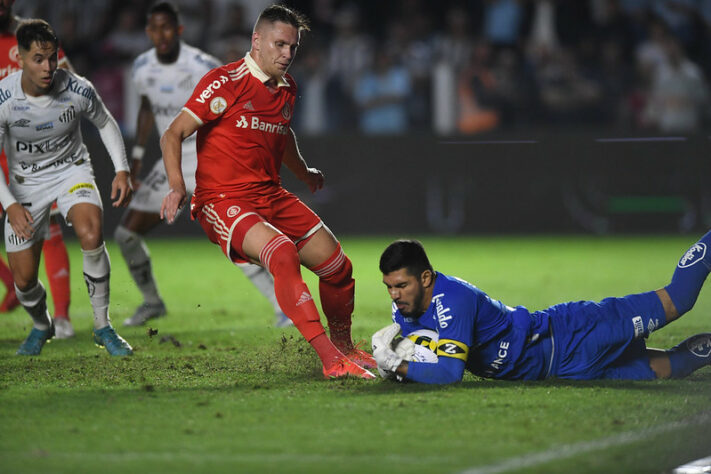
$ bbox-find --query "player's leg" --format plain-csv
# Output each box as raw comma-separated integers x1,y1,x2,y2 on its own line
239,221,372,379
661,229,711,322
8,242,54,355
66,202,131,356
299,227,376,369
115,208,166,326
43,210,73,338
0,252,18,312
647,334,711,379
236,262,291,327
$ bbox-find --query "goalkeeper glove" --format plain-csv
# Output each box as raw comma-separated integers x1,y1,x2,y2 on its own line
372,323,404,379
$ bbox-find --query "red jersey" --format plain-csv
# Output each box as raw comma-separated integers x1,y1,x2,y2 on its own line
183,53,297,205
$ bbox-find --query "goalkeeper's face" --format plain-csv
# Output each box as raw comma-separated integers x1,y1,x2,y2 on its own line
383,268,432,318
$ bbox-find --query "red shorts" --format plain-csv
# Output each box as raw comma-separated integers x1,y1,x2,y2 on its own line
191,187,322,264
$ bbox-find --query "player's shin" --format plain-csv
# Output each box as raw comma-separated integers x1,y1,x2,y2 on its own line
16,281,52,330
82,243,111,329
666,333,711,378
115,225,162,304
309,244,354,350
258,235,344,368
43,221,71,319
665,230,711,316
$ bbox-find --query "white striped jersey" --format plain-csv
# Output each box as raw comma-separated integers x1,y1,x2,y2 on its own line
131,41,220,168
0,69,112,184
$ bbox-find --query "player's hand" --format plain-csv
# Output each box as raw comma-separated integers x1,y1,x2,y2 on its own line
160,186,186,224
372,323,403,378
111,171,133,207
302,167,324,193
6,202,35,241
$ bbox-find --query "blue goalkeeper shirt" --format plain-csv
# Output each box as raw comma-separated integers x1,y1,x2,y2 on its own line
393,272,552,384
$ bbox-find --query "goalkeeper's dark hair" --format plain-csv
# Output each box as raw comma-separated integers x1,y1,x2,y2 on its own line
255,4,310,32
380,240,434,278
148,1,180,25
16,19,58,52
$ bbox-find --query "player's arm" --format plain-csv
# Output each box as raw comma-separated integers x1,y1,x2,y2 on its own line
160,110,201,223
282,128,323,193
129,95,156,185
400,346,467,384
96,114,132,207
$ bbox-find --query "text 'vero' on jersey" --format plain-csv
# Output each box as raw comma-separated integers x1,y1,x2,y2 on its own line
182,53,297,204
0,69,110,184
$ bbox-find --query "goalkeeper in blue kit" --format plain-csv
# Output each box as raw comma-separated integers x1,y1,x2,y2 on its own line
371,234,711,384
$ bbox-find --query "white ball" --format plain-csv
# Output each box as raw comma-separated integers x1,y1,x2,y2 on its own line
394,328,438,363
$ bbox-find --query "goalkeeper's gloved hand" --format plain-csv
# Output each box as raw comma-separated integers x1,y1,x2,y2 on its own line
372,323,403,379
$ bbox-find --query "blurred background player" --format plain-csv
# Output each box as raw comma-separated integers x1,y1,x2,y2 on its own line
373,237,711,383
160,5,375,378
0,19,133,355
0,0,72,338
117,2,289,328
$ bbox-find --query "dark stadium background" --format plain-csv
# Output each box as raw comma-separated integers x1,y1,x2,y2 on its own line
14,0,711,236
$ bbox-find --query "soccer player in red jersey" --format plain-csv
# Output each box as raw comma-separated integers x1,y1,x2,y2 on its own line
0,0,73,338
160,5,375,379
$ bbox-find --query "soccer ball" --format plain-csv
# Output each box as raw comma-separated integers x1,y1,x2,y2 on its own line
393,328,438,363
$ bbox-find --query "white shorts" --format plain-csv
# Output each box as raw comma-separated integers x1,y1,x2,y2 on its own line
128,159,196,215
5,164,103,252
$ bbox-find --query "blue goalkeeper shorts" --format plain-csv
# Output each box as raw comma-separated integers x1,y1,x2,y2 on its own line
542,291,666,380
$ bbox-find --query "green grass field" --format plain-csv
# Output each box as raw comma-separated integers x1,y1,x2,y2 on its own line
1,235,710,474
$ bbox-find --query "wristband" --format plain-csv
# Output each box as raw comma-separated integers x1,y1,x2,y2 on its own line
131,145,145,160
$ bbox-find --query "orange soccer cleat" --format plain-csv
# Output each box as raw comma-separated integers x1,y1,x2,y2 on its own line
343,342,377,370
323,357,375,379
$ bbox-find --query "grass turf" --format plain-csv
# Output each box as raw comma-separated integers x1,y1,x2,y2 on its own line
0,235,710,473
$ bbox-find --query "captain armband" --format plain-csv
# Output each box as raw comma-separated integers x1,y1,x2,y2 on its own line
435,339,469,361
131,145,145,161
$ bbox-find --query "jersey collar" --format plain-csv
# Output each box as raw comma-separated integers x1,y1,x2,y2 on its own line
244,52,290,88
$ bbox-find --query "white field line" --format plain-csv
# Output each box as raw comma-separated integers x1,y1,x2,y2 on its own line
459,411,711,474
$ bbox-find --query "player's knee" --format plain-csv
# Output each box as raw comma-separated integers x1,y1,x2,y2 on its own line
311,245,352,286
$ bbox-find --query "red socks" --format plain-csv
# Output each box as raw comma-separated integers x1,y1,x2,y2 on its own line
257,235,343,368
43,221,71,319
309,244,354,351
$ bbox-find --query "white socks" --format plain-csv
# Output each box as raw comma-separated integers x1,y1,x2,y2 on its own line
115,225,162,304
82,243,111,329
15,281,51,330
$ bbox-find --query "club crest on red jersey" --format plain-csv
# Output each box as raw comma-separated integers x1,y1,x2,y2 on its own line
210,96,227,115
281,103,291,120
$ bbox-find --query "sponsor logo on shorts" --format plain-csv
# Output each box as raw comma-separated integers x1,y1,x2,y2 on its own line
632,316,644,338
69,182,96,193
647,318,659,333
687,334,711,358
209,96,227,115
226,205,240,218
7,233,25,246
678,243,706,268
195,75,228,104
